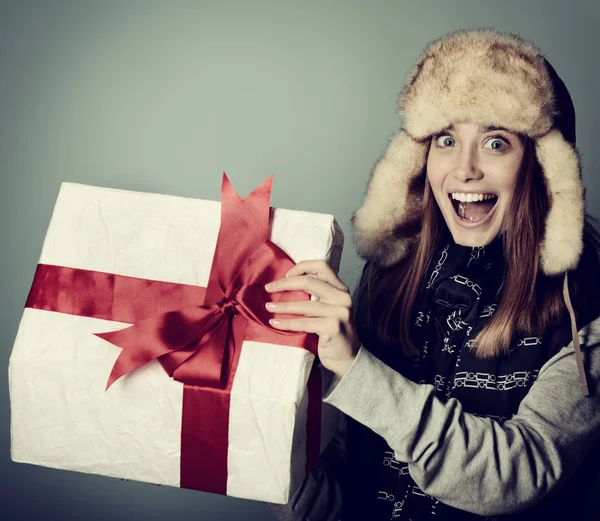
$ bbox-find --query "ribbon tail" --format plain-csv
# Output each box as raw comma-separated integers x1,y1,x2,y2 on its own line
173,313,248,388
97,307,221,391
171,320,227,387
96,327,162,391
224,313,249,387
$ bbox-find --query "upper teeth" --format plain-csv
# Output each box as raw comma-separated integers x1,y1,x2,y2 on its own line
450,193,496,203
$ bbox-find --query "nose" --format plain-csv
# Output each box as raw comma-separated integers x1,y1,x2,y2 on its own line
452,145,483,182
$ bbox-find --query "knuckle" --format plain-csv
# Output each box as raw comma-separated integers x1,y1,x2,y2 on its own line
340,293,353,308
274,301,288,312
339,307,351,322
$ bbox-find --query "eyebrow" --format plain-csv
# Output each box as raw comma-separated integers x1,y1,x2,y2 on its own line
479,125,510,133
438,124,455,134
434,124,513,135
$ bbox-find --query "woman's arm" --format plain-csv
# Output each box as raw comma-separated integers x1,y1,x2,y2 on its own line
322,317,600,516
265,415,347,521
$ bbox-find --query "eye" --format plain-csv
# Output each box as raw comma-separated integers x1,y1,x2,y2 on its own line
435,135,455,147
484,137,510,151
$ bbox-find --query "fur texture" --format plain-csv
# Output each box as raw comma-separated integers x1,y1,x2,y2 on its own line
352,132,428,265
353,29,584,275
536,130,584,274
400,30,556,139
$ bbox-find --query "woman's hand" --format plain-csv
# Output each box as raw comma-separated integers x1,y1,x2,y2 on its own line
264,260,360,378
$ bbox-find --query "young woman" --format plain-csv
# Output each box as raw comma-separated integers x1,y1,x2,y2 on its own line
265,29,600,520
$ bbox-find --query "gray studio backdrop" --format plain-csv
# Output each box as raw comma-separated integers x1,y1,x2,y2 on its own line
2,1,599,520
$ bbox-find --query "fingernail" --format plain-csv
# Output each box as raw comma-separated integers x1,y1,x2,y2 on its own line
265,302,276,310
265,283,274,291
269,319,280,325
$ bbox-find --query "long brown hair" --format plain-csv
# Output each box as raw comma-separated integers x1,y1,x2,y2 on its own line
354,138,568,359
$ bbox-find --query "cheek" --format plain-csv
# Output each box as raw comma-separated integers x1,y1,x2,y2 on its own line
495,162,521,195
490,148,524,192
426,155,445,191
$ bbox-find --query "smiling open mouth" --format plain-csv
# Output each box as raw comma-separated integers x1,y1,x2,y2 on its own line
449,193,498,223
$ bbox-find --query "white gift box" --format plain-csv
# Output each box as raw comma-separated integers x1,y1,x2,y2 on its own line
8,179,344,504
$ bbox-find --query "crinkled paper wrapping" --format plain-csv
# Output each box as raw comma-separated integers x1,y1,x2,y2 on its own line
8,182,344,503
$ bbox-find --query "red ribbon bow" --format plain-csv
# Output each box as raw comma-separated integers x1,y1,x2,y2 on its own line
96,173,314,390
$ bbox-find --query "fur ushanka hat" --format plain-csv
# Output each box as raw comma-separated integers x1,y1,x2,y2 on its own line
352,29,590,395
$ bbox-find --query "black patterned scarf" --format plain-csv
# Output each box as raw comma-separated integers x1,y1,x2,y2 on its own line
363,234,554,521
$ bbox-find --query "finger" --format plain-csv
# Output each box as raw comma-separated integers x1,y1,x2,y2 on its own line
269,316,332,334
266,299,350,321
285,260,348,293
266,276,352,307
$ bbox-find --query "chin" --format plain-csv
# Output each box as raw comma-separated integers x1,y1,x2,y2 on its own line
446,225,501,248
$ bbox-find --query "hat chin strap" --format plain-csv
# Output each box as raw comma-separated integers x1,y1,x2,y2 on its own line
563,271,590,396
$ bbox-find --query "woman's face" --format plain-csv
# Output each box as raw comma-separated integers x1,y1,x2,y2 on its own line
426,122,526,247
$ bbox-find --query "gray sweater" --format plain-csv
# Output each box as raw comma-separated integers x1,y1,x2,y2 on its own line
267,317,600,520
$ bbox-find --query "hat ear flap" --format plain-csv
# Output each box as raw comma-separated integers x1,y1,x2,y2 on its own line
535,129,584,275
352,131,429,266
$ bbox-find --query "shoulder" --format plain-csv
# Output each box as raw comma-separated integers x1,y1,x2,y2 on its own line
571,218,600,327
537,314,600,397
580,315,600,348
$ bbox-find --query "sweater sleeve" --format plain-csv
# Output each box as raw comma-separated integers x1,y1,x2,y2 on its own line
322,317,600,516
265,414,347,521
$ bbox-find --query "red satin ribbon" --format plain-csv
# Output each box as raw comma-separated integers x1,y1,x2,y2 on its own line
25,173,322,495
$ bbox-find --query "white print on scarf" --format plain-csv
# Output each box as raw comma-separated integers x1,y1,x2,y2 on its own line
449,274,482,296
391,486,411,518
467,246,485,267
391,500,405,518
377,490,395,501
382,451,410,477
431,498,441,516
447,310,469,331
480,304,497,318
517,336,542,347
426,245,449,289
450,369,540,391
434,374,447,392
442,337,456,354
415,311,428,327
411,485,433,499
435,298,467,310
509,336,542,353
382,450,401,471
